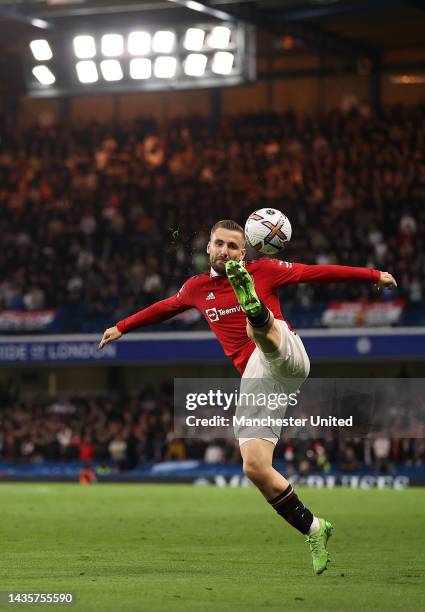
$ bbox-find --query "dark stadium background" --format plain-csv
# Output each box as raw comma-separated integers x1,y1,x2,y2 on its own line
0,0,424,485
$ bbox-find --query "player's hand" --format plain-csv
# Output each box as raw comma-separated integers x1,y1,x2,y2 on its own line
98,326,122,350
376,271,397,290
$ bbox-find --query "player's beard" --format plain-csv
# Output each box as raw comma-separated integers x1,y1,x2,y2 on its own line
209,254,228,275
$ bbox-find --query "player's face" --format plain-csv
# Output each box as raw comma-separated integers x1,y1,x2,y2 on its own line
207,228,246,275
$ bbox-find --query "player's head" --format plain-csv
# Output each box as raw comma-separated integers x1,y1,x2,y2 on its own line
207,220,246,275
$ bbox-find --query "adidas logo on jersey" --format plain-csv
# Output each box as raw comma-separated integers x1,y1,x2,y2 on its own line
206,292,216,300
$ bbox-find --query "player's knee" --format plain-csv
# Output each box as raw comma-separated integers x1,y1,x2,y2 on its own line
243,457,270,484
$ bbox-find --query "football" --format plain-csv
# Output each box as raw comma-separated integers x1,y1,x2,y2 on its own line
244,208,292,255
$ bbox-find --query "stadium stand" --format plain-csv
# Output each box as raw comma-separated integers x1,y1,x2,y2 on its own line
0,106,424,334
1,382,424,472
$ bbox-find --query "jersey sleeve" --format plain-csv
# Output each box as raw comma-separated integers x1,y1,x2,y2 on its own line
260,258,381,287
116,279,195,334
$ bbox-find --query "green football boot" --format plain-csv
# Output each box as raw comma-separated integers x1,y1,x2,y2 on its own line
225,260,262,317
306,518,333,575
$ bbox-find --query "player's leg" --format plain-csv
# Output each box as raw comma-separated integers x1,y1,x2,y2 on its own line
240,437,289,499
225,260,282,354
227,260,332,572
226,260,312,384
246,310,282,354
240,438,333,574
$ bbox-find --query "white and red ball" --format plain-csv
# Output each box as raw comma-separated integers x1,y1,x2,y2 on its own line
244,208,292,255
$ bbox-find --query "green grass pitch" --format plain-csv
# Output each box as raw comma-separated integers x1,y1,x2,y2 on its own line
2,484,424,611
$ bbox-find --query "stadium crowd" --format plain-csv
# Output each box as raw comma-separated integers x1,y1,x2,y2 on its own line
0,385,423,473
0,105,424,331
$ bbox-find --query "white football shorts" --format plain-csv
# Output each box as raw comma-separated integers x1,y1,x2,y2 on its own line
237,319,310,446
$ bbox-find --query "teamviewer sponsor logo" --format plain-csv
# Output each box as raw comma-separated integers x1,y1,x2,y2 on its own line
206,308,219,322
219,306,242,316
206,305,242,322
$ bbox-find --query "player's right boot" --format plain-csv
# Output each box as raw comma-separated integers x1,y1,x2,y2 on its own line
225,260,262,317
306,518,333,575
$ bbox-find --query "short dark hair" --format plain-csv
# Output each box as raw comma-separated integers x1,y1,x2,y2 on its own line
210,219,245,241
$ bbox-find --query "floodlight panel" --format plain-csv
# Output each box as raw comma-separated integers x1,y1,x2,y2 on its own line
184,53,207,77
101,34,124,57
128,32,151,56
30,40,53,61
154,56,177,78
100,59,124,81
184,28,205,51
186,1,205,11
73,35,96,59
152,30,175,54
209,26,231,49
212,51,234,74
32,65,55,85
76,60,99,83
130,58,152,79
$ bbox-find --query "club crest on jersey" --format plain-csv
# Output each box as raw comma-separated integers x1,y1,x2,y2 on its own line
206,307,219,322
206,292,216,300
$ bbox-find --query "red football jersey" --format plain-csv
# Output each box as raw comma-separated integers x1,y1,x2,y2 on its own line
117,259,380,374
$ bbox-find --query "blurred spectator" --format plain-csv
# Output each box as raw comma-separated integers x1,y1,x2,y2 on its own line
77,434,96,462
79,465,97,484
372,436,392,474
204,441,225,463
338,443,360,472
0,386,424,470
164,436,186,461
108,436,127,463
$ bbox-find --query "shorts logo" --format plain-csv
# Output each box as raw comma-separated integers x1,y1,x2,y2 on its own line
206,307,219,322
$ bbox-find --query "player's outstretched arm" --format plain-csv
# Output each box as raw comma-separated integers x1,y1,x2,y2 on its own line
97,282,195,350
98,326,122,350
268,260,397,288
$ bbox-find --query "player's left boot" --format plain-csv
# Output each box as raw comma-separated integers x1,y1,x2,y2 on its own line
306,518,333,575
225,260,262,317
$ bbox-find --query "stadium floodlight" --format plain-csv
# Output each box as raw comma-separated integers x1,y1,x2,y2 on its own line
100,59,123,81
184,53,207,77
154,56,177,78
183,28,205,51
185,1,206,11
73,35,96,59
128,31,151,56
101,34,124,57
29,40,53,61
32,65,55,85
212,51,234,74
152,31,175,54
129,58,152,79
75,60,99,83
25,22,254,97
31,18,50,30
209,26,231,49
